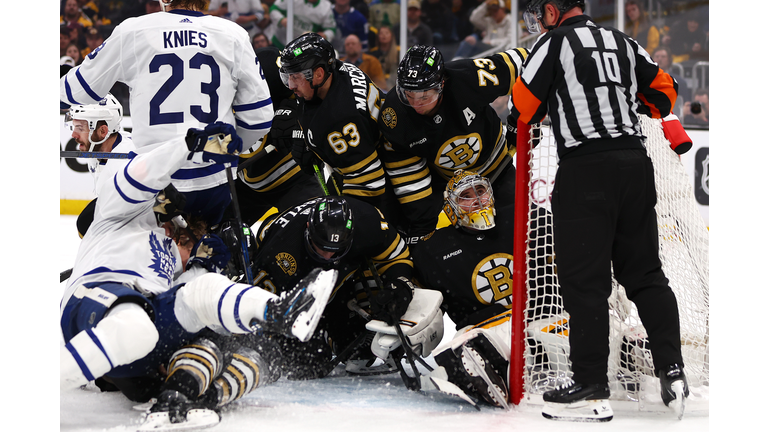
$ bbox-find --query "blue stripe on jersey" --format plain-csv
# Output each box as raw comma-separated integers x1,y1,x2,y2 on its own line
170,163,226,180
66,343,95,381
123,159,162,193
233,286,256,332
217,283,237,330
64,76,82,105
86,328,114,369
233,98,273,112
82,266,144,278
75,68,103,103
236,118,272,130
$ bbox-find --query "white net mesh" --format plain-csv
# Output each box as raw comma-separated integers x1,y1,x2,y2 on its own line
517,116,709,411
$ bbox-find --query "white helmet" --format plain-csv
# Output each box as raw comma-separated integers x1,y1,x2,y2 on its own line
65,93,123,151
443,170,496,230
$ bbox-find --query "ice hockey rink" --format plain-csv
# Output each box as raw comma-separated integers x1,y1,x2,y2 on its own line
53,215,718,432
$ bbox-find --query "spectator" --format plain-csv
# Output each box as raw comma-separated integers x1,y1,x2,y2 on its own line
208,0,269,39
652,46,691,103
341,34,387,89
81,26,104,60
333,0,370,55
77,0,113,27
65,42,84,66
682,88,709,127
421,0,456,44
60,25,73,58
451,0,480,41
269,0,337,48
624,0,659,53
665,9,708,62
368,25,400,91
393,0,434,47
453,0,511,59
61,0,94,29
67,21,86,50
252,32,271,49
143,0,163,14
369,0,401,29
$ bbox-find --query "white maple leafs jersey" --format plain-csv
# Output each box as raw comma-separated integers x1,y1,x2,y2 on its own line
87,131,136,195
61,137,197,314
60,9,274,192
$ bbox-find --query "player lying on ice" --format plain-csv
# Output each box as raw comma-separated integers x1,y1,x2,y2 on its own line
59,122,338,431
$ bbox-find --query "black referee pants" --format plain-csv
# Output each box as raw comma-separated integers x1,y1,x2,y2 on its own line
551,148,683,386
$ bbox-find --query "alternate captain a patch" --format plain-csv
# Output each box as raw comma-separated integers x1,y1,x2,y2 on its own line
382,107,397,129
276,252,298,276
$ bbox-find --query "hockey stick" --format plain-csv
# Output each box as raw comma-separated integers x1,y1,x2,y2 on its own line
225,160,254,285
60,144,275,174
60,268,73,283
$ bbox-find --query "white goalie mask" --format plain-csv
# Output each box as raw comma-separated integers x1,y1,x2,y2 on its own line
65,93,123,152
443,170,496,230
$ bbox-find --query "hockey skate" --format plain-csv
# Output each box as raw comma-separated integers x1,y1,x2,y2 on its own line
659,363,689,419
262,268,337,343
541,382,613,422
136,390,220,432
434,333,509,409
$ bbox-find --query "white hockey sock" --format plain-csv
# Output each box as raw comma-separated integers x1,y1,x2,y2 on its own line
175,273,277,334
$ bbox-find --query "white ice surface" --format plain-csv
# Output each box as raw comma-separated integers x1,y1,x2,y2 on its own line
57,215,716,432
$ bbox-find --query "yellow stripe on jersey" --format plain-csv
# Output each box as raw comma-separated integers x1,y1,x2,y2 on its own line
337,151,380,174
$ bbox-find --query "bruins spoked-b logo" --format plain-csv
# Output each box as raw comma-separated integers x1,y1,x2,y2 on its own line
438,133,482,169
381,107,397,129
276,252,297,276
472,253,514,307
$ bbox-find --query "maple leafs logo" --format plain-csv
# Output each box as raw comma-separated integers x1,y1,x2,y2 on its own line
148,231,176,285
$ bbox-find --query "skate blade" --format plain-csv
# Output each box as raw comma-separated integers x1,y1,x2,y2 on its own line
668,381,686,420
291,269,337,342
136,409,220,432
460,345,509,409
429,376,481,410
542,399,613,422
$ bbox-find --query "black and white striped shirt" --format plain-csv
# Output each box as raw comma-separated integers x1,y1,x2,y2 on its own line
511,15,677,159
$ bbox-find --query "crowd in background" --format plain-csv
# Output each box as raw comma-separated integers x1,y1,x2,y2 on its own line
60,0,708,128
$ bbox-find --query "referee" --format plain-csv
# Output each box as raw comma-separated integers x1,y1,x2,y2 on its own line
510,0,689,421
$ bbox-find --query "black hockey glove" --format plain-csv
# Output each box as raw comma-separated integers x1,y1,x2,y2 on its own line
505,113,518,150
185,234,232,274
371,276,415,326
270,99,303,153
292,139,323,175
185,121,243,164
153,184,187,223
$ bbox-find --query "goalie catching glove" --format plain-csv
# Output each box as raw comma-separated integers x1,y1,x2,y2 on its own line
185,234,232,274
186,121,243,164
661,114,693,155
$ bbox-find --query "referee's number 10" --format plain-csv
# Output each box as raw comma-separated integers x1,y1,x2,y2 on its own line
591,51,621,85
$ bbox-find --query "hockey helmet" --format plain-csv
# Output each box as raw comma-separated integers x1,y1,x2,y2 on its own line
279,33,336,89
215,220,257,282
304,197,354,263
395,45,445,108
443,170,496,230
523,0,585,33
65,93,123,151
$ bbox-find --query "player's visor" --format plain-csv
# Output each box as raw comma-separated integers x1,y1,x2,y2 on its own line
396,83,443,109
279,68,314,88
523,10,543,34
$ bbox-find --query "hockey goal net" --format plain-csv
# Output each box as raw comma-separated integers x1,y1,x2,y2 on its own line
509,116,709,412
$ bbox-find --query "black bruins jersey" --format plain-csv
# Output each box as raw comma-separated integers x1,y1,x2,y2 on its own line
252,197,412,300
379,48,528,235
412,201,558,329
299,61,389,206
235,46,324,224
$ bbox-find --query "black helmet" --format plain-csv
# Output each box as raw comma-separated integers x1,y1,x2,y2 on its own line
279,33,336,89
215,220,256,282
304,197,354,263
396,45,445,101
523,0,585,33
